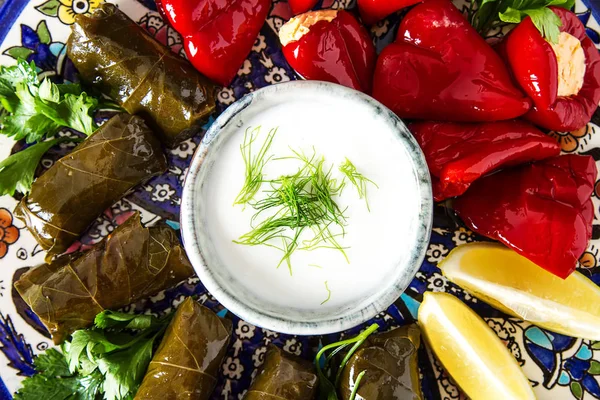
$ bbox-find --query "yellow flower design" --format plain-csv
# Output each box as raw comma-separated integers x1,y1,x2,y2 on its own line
579,251,597,269
547,124,592,153
58,0,104,25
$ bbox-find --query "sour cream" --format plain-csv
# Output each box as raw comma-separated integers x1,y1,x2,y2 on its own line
181,81,432,333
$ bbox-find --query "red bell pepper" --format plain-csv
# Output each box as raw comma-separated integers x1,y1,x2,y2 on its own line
156,0,270,86
502,7,600,131
409,120,561,201
280,10,376,93
288,0,319,15
454,154,597,278
357,0,422,24
372,0,531,122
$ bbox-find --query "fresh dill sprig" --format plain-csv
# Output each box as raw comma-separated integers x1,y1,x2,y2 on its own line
339,158,378,211
234,148,348,274
321,281,331,305
234,126,277,205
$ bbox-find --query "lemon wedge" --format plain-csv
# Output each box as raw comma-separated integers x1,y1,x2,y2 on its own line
439,242,600,340
419,292,536,400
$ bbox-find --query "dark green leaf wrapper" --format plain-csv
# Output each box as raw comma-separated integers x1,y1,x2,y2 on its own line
67,3,216,147
244,345,318,400
135,298,232,400
339,325,423,400
14,113,167,257
14,212,194,344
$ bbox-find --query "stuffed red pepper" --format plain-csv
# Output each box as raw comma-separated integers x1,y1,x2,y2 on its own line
502,7,600,132
372,0,531,122
288,0,319,15
410,120,561,201
156,0,270,86
280,10,376,93
454,154,597,278
357,0,422,24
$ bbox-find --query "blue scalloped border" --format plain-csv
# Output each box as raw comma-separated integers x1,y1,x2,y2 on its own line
0,0,28,49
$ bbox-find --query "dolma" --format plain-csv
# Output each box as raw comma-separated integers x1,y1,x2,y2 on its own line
339,325,423,400
135,297,232,400
14,113,166,258
244,345,318,400
67,4,216,147
14,212,194,344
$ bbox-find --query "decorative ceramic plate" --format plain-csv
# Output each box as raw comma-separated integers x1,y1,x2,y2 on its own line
1,0,600,399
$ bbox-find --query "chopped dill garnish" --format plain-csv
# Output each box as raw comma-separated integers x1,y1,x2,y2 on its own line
234,148,348,275
234,126,277,205
309,264,323,269
321,280,331,305
339,158,378,211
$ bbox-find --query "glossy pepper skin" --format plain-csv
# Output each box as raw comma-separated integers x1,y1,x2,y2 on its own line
410,120,561,201
358,0,422,24
503,7,600,131
281,10,376,93
372,0,531,122
288,0,319,15
454,155,597,278
156,0,270,86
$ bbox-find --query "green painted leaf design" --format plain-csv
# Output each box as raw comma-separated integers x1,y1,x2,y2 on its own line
591,341,600,350
570,381,584,400
3,47,34,61
589,360,600,375
35,0,60,17
36,21,52,45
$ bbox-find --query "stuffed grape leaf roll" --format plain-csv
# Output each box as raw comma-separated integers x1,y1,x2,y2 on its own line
14,113,167,258
339,324,423,400
67,3,216,147
14,212,193,344
244,345,318,400
135,297,232,400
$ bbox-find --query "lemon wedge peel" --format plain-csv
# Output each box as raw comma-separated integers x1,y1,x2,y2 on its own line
439,242,600,340
418,292,536,400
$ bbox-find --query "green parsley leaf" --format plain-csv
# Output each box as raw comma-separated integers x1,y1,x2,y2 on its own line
97,338,156,400
38,78,60,103
33,348,71,377
67,330,122,373
34,91,98,136
0,59,37,88
14,373,81,400
55,83,84,96
14,348,100,400
0,136,77,196
0,79,18,112
1,82,59,143
78,371,104,400
0,59,99,142
95,311,159,331
471,0,573,42
499,3,566,43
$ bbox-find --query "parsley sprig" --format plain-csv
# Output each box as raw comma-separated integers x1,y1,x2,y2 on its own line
14,310,171,400
0,59,98,142
470,0,574,43
0,59,106,197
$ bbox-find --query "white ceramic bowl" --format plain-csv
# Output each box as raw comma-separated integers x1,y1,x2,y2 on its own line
180,81,433,335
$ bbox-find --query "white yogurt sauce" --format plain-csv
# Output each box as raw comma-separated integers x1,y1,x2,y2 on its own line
200,93,422,312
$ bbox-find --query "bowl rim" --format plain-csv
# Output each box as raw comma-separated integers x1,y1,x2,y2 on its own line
180,80,433,335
